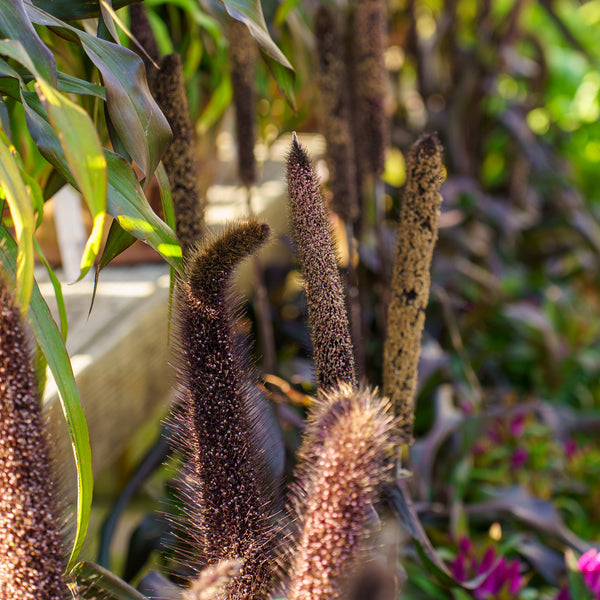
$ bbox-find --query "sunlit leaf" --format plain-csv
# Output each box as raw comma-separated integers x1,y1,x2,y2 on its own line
26,4,172,180
104,150,183,273
35,80,107,280
0,131,34,311
19,92,182,273
0,225,93,570
97,219,136,272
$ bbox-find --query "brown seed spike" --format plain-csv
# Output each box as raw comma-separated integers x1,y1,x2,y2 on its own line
151,53,204,254
350,0,389,178
0,276,68,600
314,3,359,223
383,133,444,445
129,3,160,75
287,384,395,600
172,220,276,600
286,136,357,391
187,219,270,301
228,19,258,187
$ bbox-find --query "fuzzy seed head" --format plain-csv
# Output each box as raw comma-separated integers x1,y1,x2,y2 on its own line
349,0,389,177
287,384,395,600
182,559,244,600
286,137,357,391
0,277,67,600
383,133,444,444
228,19,257,187
314,4,359,223
151,53,204,253
172,220,276,599
129,3,160,73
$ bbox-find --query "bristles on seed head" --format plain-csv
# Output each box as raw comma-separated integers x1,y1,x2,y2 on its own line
186,219,270,301
170,220,277,599
286,384,395,600
0,275,67,600
286,138,357,391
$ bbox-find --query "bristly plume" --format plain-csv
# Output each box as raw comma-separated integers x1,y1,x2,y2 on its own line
151,53,204,253
383,133,444,445
0,276,67,600
228,19,257,187
314,3,359,223
182,559,243,600
172,220,277,599
286,384,395,600
349,0,389,179
286,135,357,391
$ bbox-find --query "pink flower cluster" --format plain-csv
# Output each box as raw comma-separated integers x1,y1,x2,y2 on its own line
556,549,600,600
450,537,523,599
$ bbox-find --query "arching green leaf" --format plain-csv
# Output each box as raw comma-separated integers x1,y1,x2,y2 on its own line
0,132,34,312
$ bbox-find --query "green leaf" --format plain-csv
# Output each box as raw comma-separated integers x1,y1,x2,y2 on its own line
220,0,295,108
197,74,233,134
97,219,136,272
145,0,222,43
0,131,35,311
29,0,136,21
71,562,149,600
19,93,182,273
26,3,172,180
0,97,10,138
57,71,106,99
155,162,176,231
34,238,68,340
35,80,107,280
0,225,93,571
0,0,56,85
104,150,183,273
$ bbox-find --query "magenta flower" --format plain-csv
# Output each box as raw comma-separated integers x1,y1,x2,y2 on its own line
511,447,529,469
555,548,600,600
579,549,600,598
450,537,523,599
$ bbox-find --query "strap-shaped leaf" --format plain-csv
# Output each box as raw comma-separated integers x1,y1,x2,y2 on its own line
26,3,172,181
105,150,183,273
36,81,107,280
72,562,149,600
19,93,183,274
0,225,93,571
0,131,34,312
220,0,296,108
0,0,56,85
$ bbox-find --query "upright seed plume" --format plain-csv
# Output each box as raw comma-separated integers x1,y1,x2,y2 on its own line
383,133,444,444
287,384,395,600
349,0,389,179
286,135,357,391
151,53,204,253
0,276,67,600
314,3,359,223
228,18,257,187
173,220,276,599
